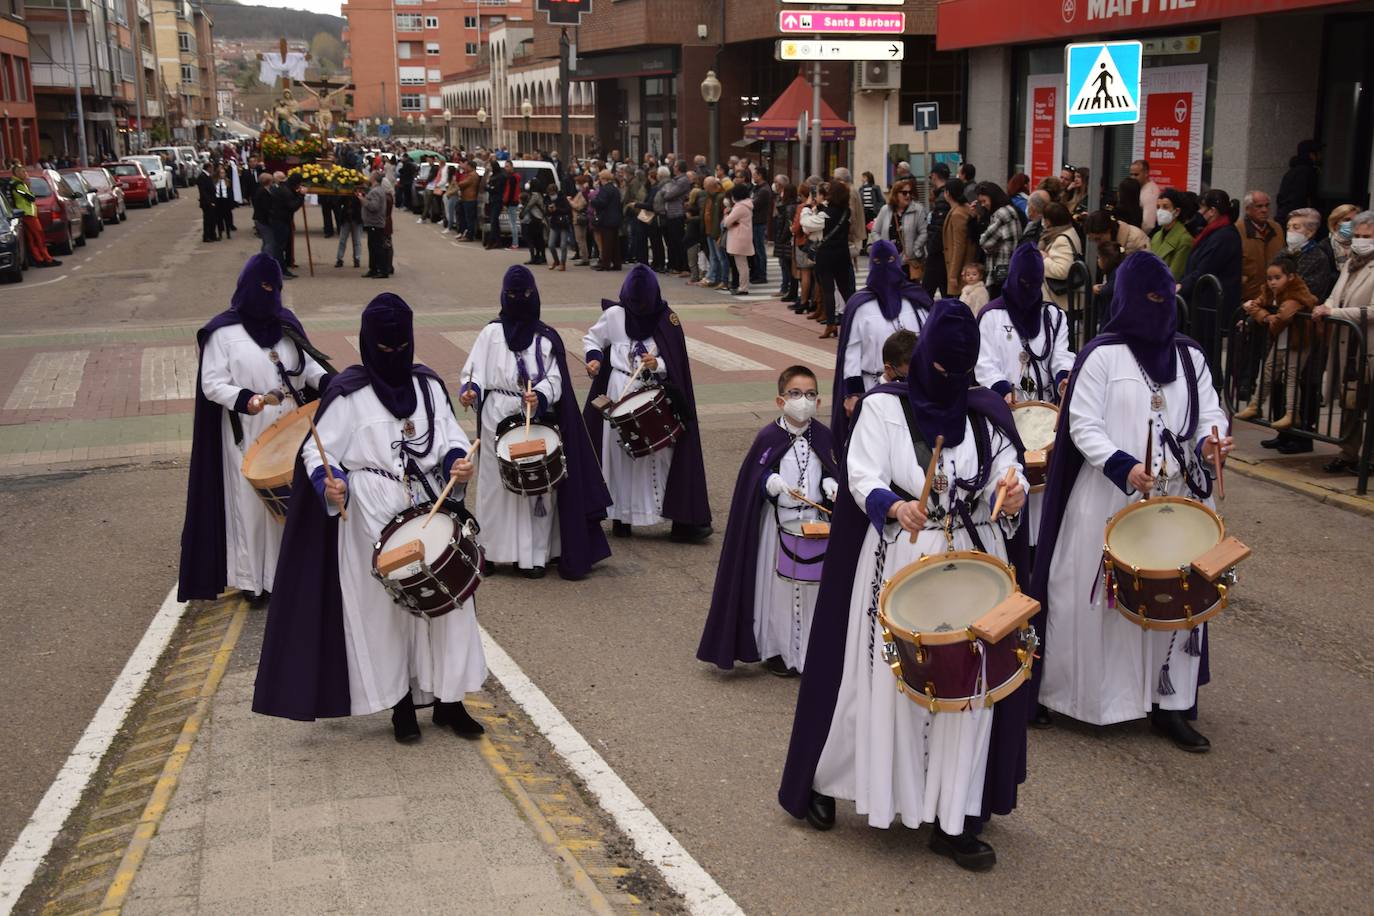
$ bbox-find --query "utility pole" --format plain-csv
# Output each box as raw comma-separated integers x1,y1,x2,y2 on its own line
810,60,821,179
558,27,570,168
64,0,90,166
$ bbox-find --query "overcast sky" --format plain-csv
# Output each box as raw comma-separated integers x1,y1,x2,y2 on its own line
249,0,343,18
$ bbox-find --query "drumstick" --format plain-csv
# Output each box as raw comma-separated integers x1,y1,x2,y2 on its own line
1211,424,1225,501
523,379,533,440
1142,419,1154,500
307,412,346,522
990,466,1019,521
910,434,945,544
422,437,480,528
788,489,833,516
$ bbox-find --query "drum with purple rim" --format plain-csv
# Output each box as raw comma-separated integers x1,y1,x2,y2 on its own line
602,386,684,457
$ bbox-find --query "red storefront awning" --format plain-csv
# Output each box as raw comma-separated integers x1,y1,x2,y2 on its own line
743,75,856,142
935,0,1358,51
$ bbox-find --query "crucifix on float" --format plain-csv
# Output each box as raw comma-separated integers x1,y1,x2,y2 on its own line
257,38,313,139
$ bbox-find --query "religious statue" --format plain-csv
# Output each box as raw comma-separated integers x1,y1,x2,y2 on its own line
297,83,351,135
273,88,310,141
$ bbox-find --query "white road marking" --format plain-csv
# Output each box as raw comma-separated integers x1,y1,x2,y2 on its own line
440,329,481,354
71,265,83,272
4,350,90,410
345,335,360,353
479,628,744,916
0,587,188,915
139,345,199,401
16,274,68,290
685,337,769,372
705,326,836,370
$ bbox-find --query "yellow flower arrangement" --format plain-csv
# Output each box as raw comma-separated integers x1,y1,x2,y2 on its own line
288,162,369,192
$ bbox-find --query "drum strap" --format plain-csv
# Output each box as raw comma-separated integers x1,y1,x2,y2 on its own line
229,412,244,448
896,397,934,474
282,325,337,376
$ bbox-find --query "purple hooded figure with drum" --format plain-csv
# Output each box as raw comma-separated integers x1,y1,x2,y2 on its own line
778,299,1034,873
178,253,332,606
253,293,488,745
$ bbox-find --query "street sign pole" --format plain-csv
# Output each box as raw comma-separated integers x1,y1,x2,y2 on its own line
811,60,821,180
558,28,571,168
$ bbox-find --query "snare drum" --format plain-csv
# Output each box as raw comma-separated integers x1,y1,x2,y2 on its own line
371,505,484,618
494,415,566,496
1011,401,1058,492
241,402,317,523
877,551,1040,713
1103,496,1251,631
775,517,829,583
604,387,684,457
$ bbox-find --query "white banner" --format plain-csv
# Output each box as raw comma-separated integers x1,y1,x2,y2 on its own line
258,51,308,85
1131,64,1207,193
1022,73,1063,188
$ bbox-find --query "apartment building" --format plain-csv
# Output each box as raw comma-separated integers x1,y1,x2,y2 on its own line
0,0,39,163
150,0,214,142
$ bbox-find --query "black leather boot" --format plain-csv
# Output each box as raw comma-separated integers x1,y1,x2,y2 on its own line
805,791,835,831
669,522,713,543
433,701,485,738
1031,704,1052,728
391,695,421,744
1151,708,1211,753
929,824,997,871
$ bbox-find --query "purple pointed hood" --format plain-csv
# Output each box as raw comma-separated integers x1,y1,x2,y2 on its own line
359,293,417,418
619,264,667,342
231,254,285,348
1002,241,1046,340
908,299,979,447
864,239,906,321
499,265,541,352
1100,250,1180,384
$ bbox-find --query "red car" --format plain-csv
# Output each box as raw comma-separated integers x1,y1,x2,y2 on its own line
24,166,85,255
106,160,156,208
77,167,126,223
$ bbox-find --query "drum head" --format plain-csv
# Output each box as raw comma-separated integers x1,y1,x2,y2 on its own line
612,388,659,417
242,402,318,486
1108,499,1221,571
496,423,561,459
1012,402,1058,452
380,512,455,579
883,555,1013,635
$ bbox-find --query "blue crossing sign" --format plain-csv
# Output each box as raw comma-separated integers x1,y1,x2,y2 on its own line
1065,40,1142,128
912,102,939,133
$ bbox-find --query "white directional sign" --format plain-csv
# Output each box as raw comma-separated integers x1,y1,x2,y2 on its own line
777,40,904,62
1065,40,1142,127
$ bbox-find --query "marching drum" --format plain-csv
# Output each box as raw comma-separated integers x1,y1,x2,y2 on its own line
1102,496,1251,631
878,551,1040,713
775,517,830,583
594,386,684,457
371,504,484,619
494,414,567,496
1010,400,1058,492
241,401,317,523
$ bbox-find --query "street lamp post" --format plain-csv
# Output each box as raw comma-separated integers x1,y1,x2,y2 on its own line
406,113,415,139
520,98,532,157
476,107,488,149
443,108,452,148
419,114,428,144
700,70,721,171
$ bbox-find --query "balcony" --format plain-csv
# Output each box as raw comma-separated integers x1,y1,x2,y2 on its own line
23,0,91,9
145,99,162,116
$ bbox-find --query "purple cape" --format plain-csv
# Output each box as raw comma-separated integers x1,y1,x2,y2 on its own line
583,303,712,527
177,307,311,602
778,382,1031,824
696,420,838,669
828,280,932,456
1027,334,1210,714
251,364,446,721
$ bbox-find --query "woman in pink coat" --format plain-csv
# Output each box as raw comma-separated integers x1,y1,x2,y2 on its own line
722,185,756,296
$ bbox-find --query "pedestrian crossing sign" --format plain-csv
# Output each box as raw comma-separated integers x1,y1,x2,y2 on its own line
1065,40,1142,127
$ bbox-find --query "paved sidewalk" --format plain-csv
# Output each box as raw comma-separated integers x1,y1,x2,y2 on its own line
123,668,600,915
1226,422,1373,515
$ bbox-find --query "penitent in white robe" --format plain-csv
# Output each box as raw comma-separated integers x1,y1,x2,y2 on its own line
752,419,835,673
583,306,672,526
813,393,1027,834
200,324,327,594
975,305,1075,548
459,323,562,569
301,376,487,716
1041,343,1227,726
842,297,927,394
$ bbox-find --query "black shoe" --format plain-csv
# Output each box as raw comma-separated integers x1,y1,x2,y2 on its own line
1277,439,1313,454
929,826,997,872
1260,436,1283,449
522,565,546,580
805,791,835,831
1030,704,1052,729
612,521,632,538
764,655,798,678
481,560,496,576
334,259,343,268
353,260,361,268
282,270,299,279
433,701,484,738
1150,708,1211,753
391,695,421,744
246,590,271,609
780,294,799,303
363,270,379,278
1323,457,1357,475
669,523,713,543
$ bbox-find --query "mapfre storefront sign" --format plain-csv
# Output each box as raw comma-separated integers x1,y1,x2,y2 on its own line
935,0,1357,50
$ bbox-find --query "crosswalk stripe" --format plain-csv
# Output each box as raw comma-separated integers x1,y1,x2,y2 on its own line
685,337,770,372
441,330,481,354
139,346,198,401
705,326,836,370
5,350,90,410
345,335,359,353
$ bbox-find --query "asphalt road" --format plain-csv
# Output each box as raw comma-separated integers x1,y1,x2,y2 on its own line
2,194,1369,912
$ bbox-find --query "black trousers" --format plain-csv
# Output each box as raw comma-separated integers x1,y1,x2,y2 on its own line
214,199,233,238
365,226,385,274
201,206,216,241
815,249,856,326
663,216,686,272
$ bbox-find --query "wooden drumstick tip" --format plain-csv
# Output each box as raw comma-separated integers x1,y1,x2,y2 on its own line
990,466,1018,521
788,489,833,517
1211,424,1225,501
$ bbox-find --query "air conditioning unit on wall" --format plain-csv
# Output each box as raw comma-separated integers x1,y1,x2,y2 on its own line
857,60,900,92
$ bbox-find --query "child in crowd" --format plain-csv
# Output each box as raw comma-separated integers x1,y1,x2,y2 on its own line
959,262,990,315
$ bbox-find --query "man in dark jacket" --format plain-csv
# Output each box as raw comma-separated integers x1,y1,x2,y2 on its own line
485,162,508,249
923,163,951,296
251,172,275,255
589,169,622,271
749,165,773,285
1276,139,1321,226
1179,187,1243,356
196,166,217,242
397,157,417,210
269,173,304,278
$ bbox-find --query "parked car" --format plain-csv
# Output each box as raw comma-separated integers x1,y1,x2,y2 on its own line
0,192,26,283
78,167,126,223
23,165,85,254
123,155,173,201
146,147,192,187
484,160,562,239
59,171,104,239
106,160,156,208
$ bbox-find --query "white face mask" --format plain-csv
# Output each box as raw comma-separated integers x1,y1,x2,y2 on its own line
1286,230,1308,250
1156,208,1174,227
1351,237,1374,257
782,397,817,425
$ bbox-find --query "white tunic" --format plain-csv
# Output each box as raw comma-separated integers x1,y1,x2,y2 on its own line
459,323,562,569
582,306,673,526
1041,344,1227,726
975,305,1075,547
752,419,835,673
301,376,487,716
813,394,1027,833
200,324,327,594
843,298,927,393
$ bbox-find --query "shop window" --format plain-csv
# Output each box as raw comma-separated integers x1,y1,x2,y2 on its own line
1316,15,1374,208
897,37,963,128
